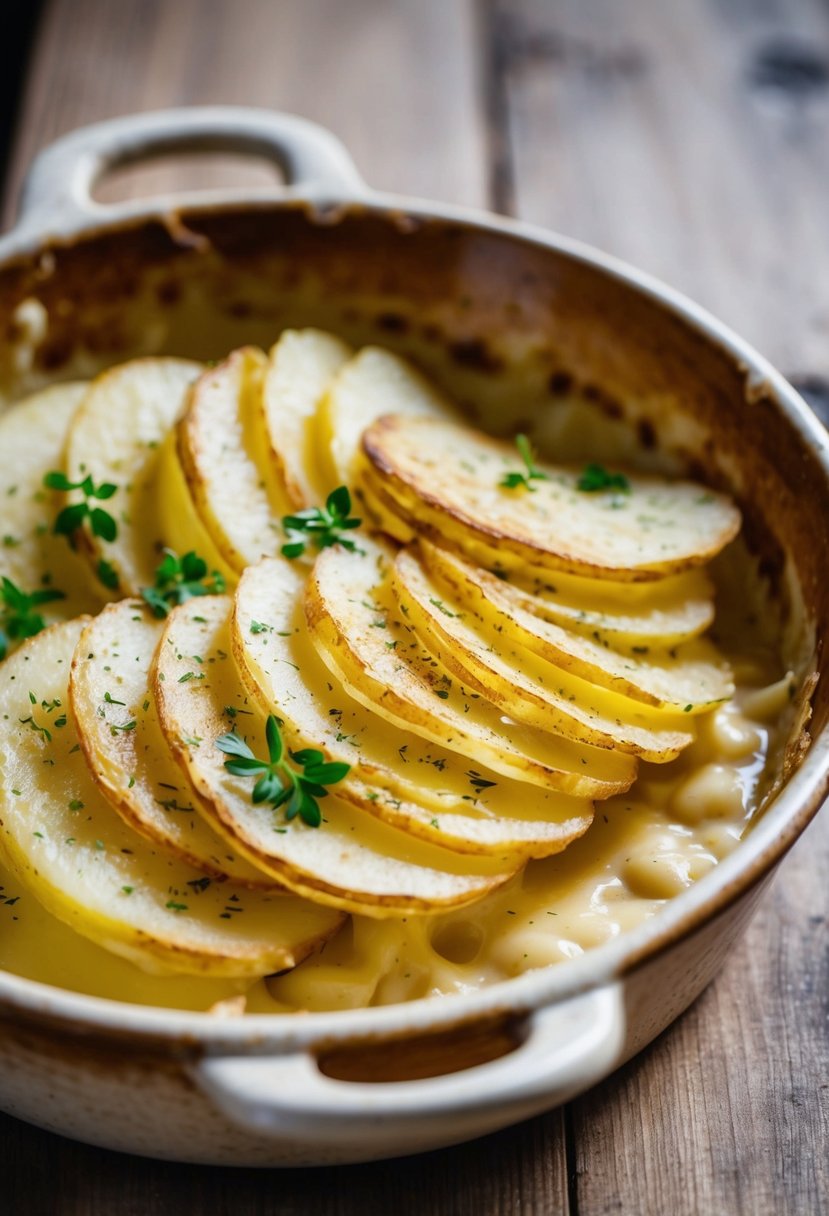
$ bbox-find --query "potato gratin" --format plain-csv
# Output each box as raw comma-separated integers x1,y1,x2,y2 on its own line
0,334,793,1013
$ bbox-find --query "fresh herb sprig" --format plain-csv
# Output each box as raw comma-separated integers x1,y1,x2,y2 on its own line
576,463,630,494
215,715,349,828
43,470,119,541
500,434,549,492
140,549,226,618
0,576,65,660
281,486,362,559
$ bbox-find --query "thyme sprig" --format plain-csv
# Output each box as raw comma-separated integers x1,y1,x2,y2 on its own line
500,434,548,492
0,576,65,660
44,470,119,542
281,486,362,559
140,549,225,618
215,715,350,828
576,463,630,493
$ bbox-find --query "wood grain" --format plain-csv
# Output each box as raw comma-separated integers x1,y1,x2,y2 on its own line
497,0,829,407
1,1,828,1213
4,0,489,225
2,1106,568,1216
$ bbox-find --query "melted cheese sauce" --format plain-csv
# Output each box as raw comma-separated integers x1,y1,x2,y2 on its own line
0,608,789,1014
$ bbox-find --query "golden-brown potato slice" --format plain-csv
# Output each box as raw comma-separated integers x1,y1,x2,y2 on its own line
317,347,453,488
232,558,594,858
391,549,694,762
63,358,202,593
70,600,275,885
363,415,741,580
153,596,518,916
0,382,99,621
0,621,343,977
306,538,638,796
359,468,715,644
261,329,353,507
177,347,287,572
416,542,732,712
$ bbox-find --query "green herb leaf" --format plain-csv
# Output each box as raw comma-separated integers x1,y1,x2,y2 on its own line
216,715,348,829
0,576,66,659
215,733,256,761
280,486,362,560
96,559,120,590
53,502,88,536
139,548,226,618
576,463,631,493
499,433,549,492
45,470,119,542
266,714,283,765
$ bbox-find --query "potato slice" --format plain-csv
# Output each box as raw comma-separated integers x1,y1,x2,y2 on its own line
317,347,453,488
63,358,202,594
153,596,517,915
359,468,714,644
1,382,100,624
511,570,715,647
353,477,416,544
0,620,343,977
261,329,353,507
156,429,236,585
70,600,275,885
232,558,593,858
306,538,637,795
417,542,732,712
177,347,287,572
363,415,742,580
392,549,694,762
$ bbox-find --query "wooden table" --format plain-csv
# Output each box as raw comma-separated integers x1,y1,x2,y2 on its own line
2,3,827,1212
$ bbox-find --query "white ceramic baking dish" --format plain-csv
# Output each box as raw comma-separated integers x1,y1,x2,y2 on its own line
0,107,826,1166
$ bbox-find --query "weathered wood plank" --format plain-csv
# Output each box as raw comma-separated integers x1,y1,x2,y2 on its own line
1,1105,568,1216
497,2,829,1212
498,0,829,394
3,0,489,230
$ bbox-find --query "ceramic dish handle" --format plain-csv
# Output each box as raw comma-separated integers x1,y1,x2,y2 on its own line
14,106,366,237
194,983,625,1152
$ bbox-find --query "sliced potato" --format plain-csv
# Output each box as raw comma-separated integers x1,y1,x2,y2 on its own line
232,558,594,858
363,414,742,580
353,477,416,544
417,542,732,712
512,571,715,647
317,347,453,489
306,538,638,796
177,347,286,572
156,429,237,585
392,549,694,762
0,621,343,977
153,596,518,915
0,382,99,619
63,358,202,593
261,329,353,507
359,470,715,644
70,599,275,885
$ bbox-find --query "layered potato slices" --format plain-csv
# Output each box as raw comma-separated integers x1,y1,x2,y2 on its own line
0,331,755,997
